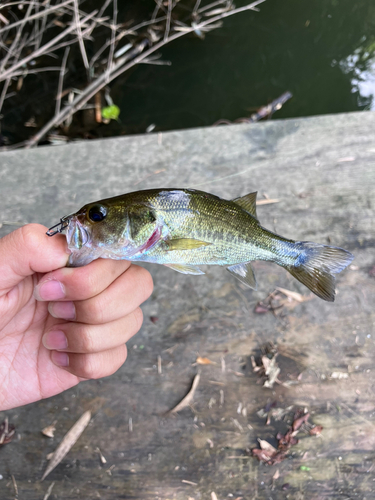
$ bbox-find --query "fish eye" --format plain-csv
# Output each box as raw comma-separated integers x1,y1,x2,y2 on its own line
88,204,107,223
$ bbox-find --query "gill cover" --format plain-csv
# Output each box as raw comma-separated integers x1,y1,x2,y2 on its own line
66,220,89,249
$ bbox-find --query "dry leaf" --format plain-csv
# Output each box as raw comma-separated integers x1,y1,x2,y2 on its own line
292,413,310,432
168,374,200,414
42,423,56,438
41,410,91,481
309,425,323,436
252,410,321,465
258,439,277,455
196,356,216,365
254,301,271,314
252,448,276,462
263,355,281,389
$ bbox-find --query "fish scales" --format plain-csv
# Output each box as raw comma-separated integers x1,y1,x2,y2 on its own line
47,188,354,301
146,194,278,265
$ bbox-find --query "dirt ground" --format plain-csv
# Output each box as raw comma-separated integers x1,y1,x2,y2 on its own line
0,111,374,499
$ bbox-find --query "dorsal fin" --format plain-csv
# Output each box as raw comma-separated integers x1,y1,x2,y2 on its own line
232,192,258,219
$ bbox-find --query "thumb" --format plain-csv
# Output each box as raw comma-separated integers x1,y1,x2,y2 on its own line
0,223,69,293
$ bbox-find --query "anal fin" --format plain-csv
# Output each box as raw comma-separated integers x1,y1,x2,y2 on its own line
227,262,257,290
165,263,205,275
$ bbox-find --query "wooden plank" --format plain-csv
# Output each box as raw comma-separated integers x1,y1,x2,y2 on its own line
0,111,374,499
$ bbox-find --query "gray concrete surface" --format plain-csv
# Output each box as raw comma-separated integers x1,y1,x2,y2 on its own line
0,112,374,499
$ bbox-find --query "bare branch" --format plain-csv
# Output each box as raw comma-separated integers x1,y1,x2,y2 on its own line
164,0,172,41
73,0,89,71
24,0,266,148
0,78,11,115
193,0,202,15
152,0,165,23
0,0,35,74
107,0,118,74
55,47,70,116
0,10,97,83
98,0,113,19
0,0,74,35
7,66,62,77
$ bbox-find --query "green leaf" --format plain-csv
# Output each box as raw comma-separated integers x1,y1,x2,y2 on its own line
101,105,120,121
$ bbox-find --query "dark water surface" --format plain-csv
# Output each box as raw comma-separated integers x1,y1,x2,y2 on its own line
110,0,375,134
2,0,375,144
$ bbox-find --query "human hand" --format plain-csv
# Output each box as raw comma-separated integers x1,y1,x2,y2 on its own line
0,224,153,410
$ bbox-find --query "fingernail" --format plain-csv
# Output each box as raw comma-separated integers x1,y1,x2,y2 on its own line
35,279,65,301
43,330,68,350
51,351,69,367
48,301,76,320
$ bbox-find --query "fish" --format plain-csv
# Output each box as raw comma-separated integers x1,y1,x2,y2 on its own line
47,188,354,302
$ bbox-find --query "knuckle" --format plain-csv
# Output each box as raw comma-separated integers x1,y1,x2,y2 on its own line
82,345,127,379
132,307,144,333
75,323,96,353
78,355,98,379
132,266,154,302
83,268,102,296
19,224,44,254
106,345,128,376
80,297,104,324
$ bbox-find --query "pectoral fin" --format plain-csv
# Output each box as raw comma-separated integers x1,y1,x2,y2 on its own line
166,238,211,251
227,262,257,290
165,263,205,275
232,192,258,220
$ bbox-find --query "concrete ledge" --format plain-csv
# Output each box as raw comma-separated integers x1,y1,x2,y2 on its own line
0,111,374,499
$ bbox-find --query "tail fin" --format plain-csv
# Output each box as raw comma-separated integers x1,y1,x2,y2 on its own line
285,242,354,302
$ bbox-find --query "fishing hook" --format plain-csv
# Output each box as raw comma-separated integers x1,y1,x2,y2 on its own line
46,213,73,237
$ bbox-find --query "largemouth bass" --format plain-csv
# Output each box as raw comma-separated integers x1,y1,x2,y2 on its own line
47,189,354,302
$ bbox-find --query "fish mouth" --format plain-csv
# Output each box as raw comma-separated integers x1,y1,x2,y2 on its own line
66,217,90,250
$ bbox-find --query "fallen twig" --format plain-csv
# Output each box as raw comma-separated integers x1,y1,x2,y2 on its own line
168,373,200,414
256,198,280,205
214,91,292,125
41,410,91,481
43,481,56,500
0,418,16,446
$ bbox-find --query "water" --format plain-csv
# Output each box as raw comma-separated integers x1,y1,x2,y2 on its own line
111,0,375,134
1,0,375,145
